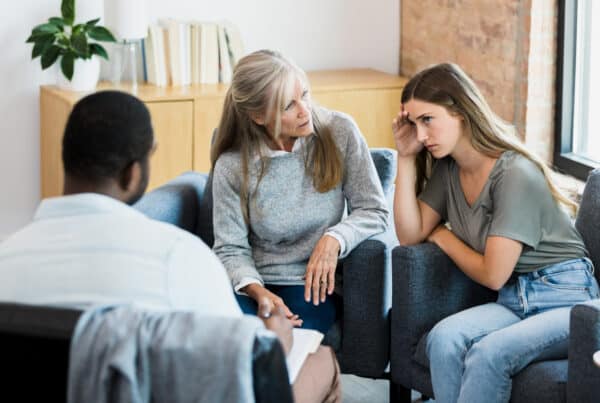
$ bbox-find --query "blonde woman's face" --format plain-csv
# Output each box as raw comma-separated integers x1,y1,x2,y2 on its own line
272,78,314,139
403,98,464,158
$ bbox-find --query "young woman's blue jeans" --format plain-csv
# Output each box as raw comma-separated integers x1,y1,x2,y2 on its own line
236,285,341,334
426,257,600,403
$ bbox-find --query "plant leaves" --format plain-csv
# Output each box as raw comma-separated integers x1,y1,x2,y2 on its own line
31,35,55,59
89,43,109,60
32,23,60,35
71,32,88,56
41,45,61,69
60,53,75,80
61,0,75,26
85,18,100,27
26,32,54,44
48,17,65,28
72,24,84,36
88,26,116,42
57,36,70,48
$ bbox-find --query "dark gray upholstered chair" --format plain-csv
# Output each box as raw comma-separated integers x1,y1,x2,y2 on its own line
389,168,600,403
135,148,400,391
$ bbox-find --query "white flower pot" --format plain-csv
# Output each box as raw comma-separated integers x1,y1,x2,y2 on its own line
57,57,100,92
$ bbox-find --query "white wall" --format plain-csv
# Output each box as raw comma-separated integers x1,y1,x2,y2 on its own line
0,0,399,239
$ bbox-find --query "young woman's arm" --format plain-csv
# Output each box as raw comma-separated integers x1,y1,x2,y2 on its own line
428,226,523,290
393,156,442,245
392,108,442,245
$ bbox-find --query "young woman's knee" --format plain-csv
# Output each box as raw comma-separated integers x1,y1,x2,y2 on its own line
426,316,470,359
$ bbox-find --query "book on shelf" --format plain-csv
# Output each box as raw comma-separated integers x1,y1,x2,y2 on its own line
163,19,191,86
190,23,201,84
287,328,324,384
222,21,245,69
142,19,243,86
199,22,219,84
145,24,168,86
217,24,233,84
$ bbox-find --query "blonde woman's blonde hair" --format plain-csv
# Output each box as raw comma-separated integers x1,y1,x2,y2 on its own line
401,62,578,215
211,50,343,223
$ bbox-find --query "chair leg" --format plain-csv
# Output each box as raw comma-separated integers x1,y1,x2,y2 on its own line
389,380,411,403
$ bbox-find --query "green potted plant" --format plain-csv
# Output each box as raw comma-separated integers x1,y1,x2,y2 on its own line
26,0,116,91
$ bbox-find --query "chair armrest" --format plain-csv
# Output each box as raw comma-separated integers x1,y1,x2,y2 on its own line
252,334,293,403
567,299,600,403
134,172,208,237
390,243,496,385
339,236,393,377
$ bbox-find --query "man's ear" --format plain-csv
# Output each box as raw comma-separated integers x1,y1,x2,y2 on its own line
119,161,143,193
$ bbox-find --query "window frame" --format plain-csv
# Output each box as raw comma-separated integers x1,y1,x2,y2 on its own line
554,0,598,180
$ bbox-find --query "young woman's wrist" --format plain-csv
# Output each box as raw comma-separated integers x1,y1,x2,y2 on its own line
397,154,418,164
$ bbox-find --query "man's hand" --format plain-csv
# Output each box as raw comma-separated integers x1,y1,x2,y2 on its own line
243,283,302,327
305,235,340,306
258,299,294,355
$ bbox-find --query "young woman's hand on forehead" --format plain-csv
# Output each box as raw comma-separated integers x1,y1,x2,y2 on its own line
392,104,423,158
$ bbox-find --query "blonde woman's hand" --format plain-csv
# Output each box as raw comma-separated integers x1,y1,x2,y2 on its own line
392,105,423,157
305,235,340,306
244,283,303,327
257,301,294,355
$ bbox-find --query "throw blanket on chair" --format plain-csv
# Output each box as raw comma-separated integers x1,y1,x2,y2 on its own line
68,305,264,403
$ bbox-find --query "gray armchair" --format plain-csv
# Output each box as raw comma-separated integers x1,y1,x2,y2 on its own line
135,148,399,383
389,168,600,403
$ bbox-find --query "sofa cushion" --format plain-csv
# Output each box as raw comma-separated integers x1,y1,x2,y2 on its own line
511,360,567,403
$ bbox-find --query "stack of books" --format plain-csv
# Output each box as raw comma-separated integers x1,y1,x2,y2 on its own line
143,20,244,86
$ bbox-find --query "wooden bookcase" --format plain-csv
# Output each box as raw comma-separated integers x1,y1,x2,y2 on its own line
40,68,407,197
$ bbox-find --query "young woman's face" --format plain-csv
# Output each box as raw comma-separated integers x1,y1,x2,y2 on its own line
403,98,464,158
267,78,314,139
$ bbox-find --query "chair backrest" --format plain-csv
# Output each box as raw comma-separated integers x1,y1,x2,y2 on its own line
575,168,600,283
0,302,81,401
134,171,208,234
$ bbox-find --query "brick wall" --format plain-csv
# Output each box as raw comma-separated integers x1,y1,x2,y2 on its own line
400,0,557,163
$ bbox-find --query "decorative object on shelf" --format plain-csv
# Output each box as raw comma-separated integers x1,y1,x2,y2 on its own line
104,0,148,91
26,0,116,92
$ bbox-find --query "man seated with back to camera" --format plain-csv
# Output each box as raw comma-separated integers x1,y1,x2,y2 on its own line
0,91,340,403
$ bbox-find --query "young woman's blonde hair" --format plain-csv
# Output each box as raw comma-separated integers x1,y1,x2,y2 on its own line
402,62,577,215
211,50,343,223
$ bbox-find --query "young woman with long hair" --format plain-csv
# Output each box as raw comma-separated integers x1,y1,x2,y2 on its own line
393,62,599,403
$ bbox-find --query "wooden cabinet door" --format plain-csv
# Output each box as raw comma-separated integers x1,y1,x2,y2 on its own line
146,101,193,190
313,88,402,149
193,96,225,173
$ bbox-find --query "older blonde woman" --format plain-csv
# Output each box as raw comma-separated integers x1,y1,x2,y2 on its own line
211,50,388,335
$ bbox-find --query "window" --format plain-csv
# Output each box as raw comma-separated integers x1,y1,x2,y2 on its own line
555,0,600,180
